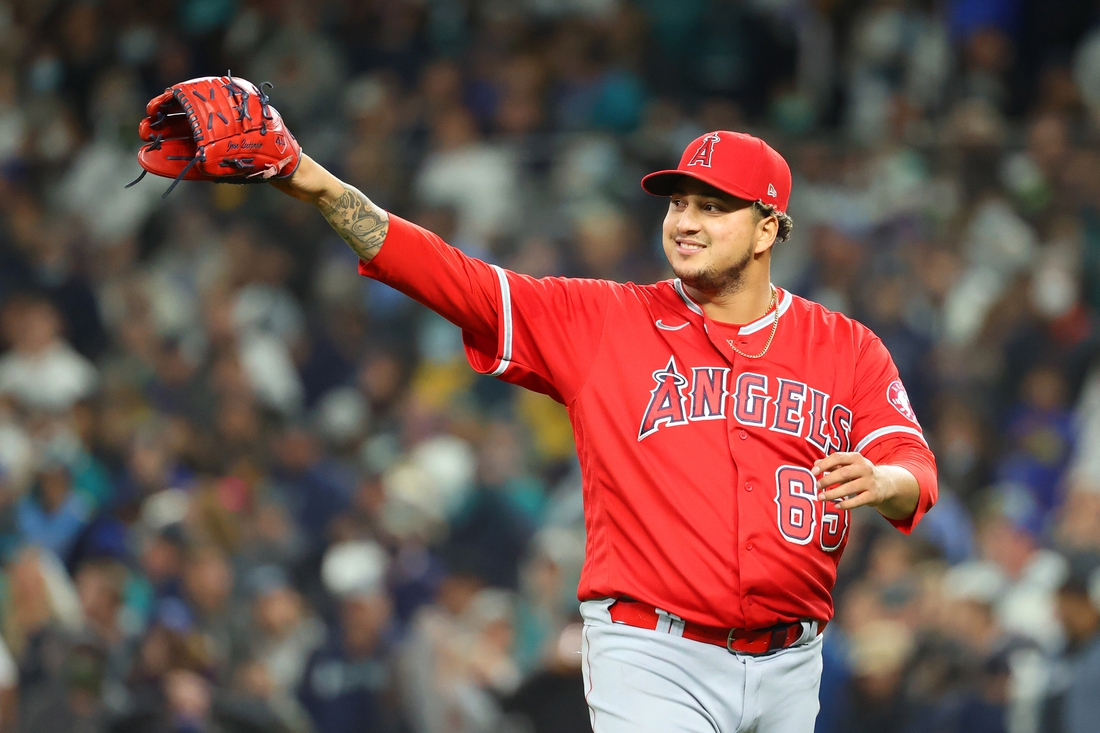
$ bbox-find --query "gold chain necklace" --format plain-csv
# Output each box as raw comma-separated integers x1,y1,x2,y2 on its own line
725,286,779,359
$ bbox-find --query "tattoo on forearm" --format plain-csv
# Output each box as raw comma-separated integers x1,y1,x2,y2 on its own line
320,184,389,262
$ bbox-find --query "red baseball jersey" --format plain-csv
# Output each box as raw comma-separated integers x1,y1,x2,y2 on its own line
361,215,938,629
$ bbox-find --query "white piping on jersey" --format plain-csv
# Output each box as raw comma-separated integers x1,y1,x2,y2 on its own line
655,319,689,331
853,425,927,453
671,279,792,334
489,265,513,376
672,279,705,315
739,289,793,335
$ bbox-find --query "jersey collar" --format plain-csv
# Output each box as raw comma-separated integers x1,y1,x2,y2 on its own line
671,279,793,335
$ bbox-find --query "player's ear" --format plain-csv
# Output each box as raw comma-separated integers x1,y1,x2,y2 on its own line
753,214,779,254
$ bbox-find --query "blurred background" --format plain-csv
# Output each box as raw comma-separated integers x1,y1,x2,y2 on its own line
0,0,1099,732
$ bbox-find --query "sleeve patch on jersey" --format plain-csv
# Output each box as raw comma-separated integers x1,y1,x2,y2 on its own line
887,380,918,424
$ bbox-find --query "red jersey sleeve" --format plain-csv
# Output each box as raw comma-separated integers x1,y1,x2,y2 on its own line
849,335,938,533
358,215,611,404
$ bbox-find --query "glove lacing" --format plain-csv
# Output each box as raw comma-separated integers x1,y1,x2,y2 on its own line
124,132,167,188
160,149,206,198
258,81,274,135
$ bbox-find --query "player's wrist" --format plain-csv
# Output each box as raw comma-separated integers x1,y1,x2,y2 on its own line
871,465,920,519
272,154,343,208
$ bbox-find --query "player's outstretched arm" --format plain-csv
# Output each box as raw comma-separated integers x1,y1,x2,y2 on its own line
270,154,390,264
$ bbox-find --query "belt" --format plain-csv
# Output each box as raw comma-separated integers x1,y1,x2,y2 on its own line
608,599,826,656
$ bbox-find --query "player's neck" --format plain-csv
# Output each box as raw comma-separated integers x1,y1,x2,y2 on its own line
689,276,775,325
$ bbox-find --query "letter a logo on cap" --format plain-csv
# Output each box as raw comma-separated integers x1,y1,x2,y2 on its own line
767,183,777,198
686,133,721,168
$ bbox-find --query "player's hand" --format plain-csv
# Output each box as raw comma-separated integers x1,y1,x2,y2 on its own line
811,452,898,511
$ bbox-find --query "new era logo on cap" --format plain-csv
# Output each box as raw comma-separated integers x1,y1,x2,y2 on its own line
639,131,793,212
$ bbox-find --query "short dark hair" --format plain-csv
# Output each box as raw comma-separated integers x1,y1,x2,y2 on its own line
752,201,794,243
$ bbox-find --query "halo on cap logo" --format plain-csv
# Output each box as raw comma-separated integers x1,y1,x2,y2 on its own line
887,380,917,423
767,183,777,198
686,133,721,168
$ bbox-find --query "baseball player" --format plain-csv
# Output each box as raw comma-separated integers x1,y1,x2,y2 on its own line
272,132,937,733
133,91,937,732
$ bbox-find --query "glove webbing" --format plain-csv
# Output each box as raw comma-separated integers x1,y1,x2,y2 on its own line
224,75,252,126
257,81,275,135
224,73,278,135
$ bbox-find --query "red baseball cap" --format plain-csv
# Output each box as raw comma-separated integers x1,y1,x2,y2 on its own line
641,131,792,213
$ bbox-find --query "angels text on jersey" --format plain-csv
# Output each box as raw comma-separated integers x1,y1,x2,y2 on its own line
637,356,853,455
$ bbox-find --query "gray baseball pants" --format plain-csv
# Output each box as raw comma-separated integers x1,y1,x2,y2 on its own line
580,599,824,733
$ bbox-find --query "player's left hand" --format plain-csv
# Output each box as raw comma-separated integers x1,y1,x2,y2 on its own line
811,452,900,511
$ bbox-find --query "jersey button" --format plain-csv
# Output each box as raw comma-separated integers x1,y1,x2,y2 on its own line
745,483,753,492
739,430,748,440
746,543,753,551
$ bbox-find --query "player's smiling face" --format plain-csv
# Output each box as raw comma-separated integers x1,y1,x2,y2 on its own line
662,178,775,297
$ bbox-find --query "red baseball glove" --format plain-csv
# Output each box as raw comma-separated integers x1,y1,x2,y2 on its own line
128,72,302,197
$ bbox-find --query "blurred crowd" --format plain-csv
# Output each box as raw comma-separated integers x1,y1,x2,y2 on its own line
0,1,1100,732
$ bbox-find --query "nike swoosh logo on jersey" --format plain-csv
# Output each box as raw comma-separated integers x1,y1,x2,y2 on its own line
655,320,689,331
